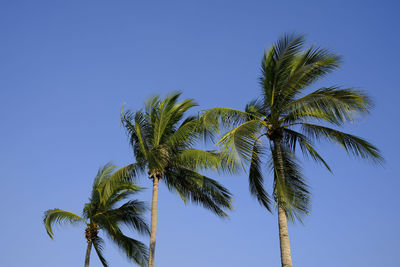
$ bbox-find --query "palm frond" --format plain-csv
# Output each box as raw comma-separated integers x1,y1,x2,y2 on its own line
100,221,148,267
201,107,254,132
277,47,340,106
300,123,383,162
245,98,268,118
164,168,233,217
93,163,118,189
43,209,85,239
261,34,305,110
152,92,197,146
283,128,331,171
166,118,201,150
217,119,264,167
93,237,108,267
113,234,148,267
176,149,227,172
248,140,272,211
270,143,310,222
106,200,150,235
283,87,372,125
101,183,141,208
100,164,143,204
121,109,151,163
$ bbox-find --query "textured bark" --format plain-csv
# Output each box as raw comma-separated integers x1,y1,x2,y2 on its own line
274,139,293,267
148,176,159,267
278,204,293,267
84,240,92,267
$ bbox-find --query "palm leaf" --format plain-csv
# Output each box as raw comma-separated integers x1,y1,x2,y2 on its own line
270,143,310,222
43,209,85,239
283,87,372,125
283,128,331,171
217,119,264,167
93,237,108,267
248,140,272,211
300,123,383,162
106,200,150,235
164,168,233,217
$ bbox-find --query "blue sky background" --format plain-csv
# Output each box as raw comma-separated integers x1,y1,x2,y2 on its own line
1,0,399,266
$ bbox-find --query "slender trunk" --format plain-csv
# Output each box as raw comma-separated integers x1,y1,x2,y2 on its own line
84,240,92,267
148,176,159,267
278,203,292,267
274,140,293,267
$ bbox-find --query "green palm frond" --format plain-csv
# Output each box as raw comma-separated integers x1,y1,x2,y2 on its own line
300,123,383,162
101,183,140,208
166,118,200,149
93,163,118,189
176,149,225,172
93,237,108,267
283,128,331,171
261,34,305,110
248,140,272,211
201,107,255,131
99,164,143,204
245,99,267,118
100,221,148,267
164,168,233,217
217,120,264,167
43,209,85,239
270,144,310,222
106,200,150,235
282,87,372,125
113,234,148,267
277,47,340,106
149,92,197,146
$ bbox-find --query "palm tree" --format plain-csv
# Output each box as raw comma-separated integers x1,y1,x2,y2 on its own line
120,92,234,267
202,34,382,267
43,163,150,267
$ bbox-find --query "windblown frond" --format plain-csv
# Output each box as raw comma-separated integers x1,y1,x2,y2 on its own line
260,34,305,111
270,143,310,222
282,87,372,125
164,168,233,217
43,209,85,239
113,234,148,267
93,237,108,267
248,140,272,211
283,128,331,171
176,149,226,172
201,107,254,131
217,120,264,167
300,123,383,162
100,164,143,204
106,200,150,235
100,219,148,267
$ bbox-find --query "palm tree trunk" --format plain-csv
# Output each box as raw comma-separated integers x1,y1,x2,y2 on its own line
274,140,293,267
84,240,92,267
148,176,159,267
278,203,292,267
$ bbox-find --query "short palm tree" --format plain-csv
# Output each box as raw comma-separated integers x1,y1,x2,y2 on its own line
121,92,234,267
202,34,382,267
43,164,150,267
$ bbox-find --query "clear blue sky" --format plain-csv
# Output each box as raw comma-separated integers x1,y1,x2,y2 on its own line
1,0,399,266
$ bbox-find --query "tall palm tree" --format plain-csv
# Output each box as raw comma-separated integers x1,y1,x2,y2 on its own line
121,92,234,267
43,164,150,267
202,34,382,267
